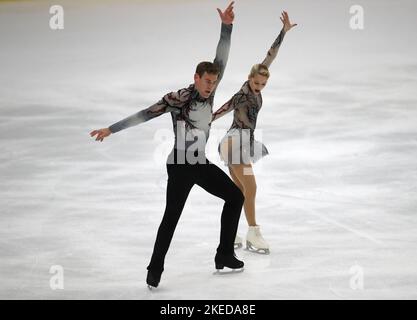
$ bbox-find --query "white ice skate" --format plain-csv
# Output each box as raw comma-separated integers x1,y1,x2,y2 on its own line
234,234,243,249
246,225,270,254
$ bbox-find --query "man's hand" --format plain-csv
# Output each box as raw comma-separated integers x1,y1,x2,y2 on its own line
90,128,112,142
280,11,297,32
217,1,235,25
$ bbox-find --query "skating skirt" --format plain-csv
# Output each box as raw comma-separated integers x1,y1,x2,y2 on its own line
218,128,269,166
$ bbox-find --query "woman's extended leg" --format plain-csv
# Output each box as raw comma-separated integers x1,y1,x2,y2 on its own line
229,163,257,226
227,166,245,248
229,163,269,254
228,166,244,193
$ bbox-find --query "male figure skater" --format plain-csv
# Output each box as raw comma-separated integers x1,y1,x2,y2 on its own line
90,2,244,289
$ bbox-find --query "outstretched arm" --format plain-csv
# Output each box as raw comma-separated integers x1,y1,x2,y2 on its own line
212,94,255,129
106,101,169,134
262,11,297,68
212,92,247,122
212,97,235,122
107,89,190,133
213,2,235,88
90,89,190,141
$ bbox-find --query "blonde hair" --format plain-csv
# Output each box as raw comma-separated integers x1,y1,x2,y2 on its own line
249,64,270,78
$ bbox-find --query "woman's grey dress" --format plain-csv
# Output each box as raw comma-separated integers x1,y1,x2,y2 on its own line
212,28,286,165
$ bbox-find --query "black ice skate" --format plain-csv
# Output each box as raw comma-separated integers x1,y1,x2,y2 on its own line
214,252,244,272
146,269,163,290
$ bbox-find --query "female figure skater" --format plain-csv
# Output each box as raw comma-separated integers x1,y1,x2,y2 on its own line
212,11,297,254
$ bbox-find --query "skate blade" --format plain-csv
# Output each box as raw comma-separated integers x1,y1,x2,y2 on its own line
234,243,243,249
246,241,270,255
213,267,244,275
147,284,157,290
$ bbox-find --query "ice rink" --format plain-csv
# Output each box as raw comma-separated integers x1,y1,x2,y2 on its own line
1,0,417,299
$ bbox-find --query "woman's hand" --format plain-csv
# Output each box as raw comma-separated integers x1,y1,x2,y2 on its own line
280,11,297,32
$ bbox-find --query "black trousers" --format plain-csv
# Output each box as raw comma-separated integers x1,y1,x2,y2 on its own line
147,152,244,273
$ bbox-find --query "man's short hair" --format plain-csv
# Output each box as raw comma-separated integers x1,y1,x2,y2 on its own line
195,61,220,77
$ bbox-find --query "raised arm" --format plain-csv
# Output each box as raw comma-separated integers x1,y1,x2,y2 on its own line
213,2,235,87
261,11,297,68
261,28,285,68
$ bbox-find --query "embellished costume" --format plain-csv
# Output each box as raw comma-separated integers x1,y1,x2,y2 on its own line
212,28,286,165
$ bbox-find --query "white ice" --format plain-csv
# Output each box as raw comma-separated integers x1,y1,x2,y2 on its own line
1,0,417,299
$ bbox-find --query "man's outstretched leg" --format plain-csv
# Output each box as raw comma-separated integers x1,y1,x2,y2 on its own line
147,164,194,288
195,161,245,270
